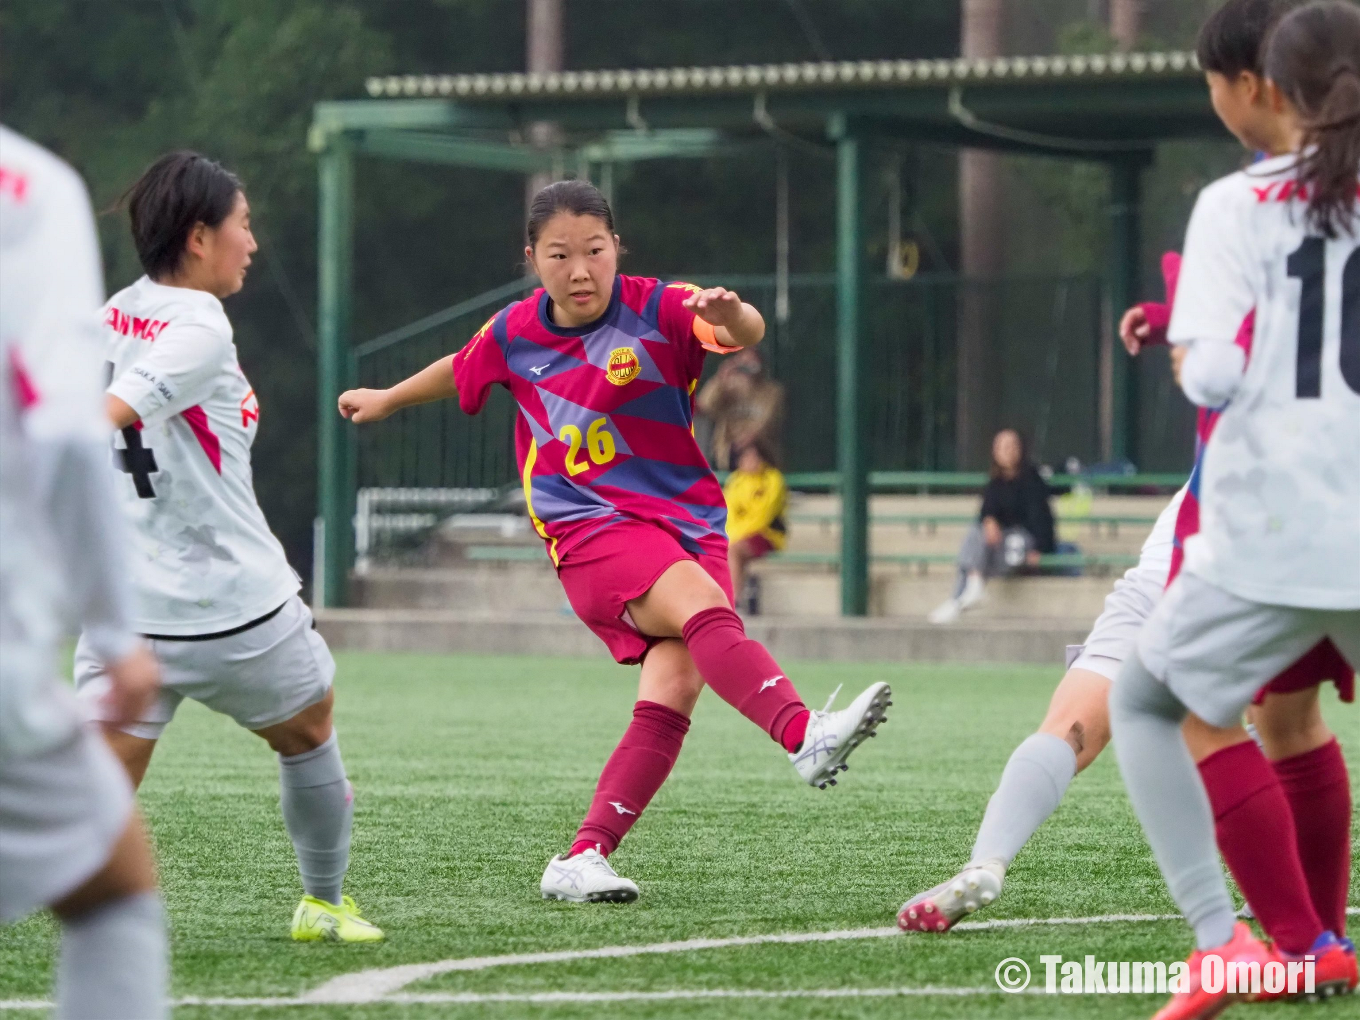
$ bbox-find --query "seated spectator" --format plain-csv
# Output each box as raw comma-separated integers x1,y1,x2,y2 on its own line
723,440,787,613
928,428,1056,624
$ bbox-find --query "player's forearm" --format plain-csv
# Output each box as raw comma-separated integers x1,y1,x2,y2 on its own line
35,434,138,663
714,303,765,348
1176,339,1246,407
385,356,459,412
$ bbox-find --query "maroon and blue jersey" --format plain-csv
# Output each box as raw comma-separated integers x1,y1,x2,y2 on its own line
453,275,733,566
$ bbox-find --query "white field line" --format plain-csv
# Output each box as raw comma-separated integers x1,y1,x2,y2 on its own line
303,910,1183,1003
3,907,1354,1011
0,987,1023,1010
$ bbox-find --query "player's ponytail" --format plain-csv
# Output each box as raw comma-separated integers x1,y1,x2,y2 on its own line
1265,0,1360,238
526,179,616,249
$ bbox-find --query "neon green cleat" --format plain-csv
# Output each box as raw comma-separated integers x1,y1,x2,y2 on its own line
290,894,384,943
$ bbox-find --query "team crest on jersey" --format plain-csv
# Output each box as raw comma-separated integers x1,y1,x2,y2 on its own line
606,347,641,386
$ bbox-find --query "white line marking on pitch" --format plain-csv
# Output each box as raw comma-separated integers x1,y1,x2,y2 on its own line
0,987,1020,1010
4,907,1353,1010
302,910,1185,1003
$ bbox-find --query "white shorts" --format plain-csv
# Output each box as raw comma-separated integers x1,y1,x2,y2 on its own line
75,595,334,740
1137,571,1360,729
0,713,134,923
1066,487,1183,683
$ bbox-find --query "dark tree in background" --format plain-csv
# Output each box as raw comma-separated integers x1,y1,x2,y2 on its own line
3,0,1236,584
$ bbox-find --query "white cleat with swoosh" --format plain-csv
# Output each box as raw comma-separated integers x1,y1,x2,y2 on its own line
540,847,640,903
790,682,892,789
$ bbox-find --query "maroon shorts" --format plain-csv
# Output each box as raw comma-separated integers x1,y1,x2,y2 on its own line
556,520,734,665
1253,638,1355,705
734,533,779,559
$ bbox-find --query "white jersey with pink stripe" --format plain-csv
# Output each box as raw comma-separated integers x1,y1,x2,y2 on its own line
104,276,297,636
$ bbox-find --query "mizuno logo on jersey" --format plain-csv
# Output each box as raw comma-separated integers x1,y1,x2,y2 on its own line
608,801,637,816
240,389,259,427
530,364,550,375
759,676,785,693
105,307,169,342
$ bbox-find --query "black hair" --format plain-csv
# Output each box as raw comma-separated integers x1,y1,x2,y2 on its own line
126,151,243,279
526,179,615,249
1267,1,1360,237
1197,0,1297,76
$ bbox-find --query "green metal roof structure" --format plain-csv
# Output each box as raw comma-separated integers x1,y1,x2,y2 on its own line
310,50,1222,613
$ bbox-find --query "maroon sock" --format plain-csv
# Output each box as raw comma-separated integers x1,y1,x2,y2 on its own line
1198,741,1324,955
1272,739,1351,937
570,701,690,857
680,606,808,747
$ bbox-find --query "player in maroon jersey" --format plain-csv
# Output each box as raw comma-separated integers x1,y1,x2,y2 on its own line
339,180,891,901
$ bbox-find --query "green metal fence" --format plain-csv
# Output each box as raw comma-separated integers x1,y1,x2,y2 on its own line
354,271,1111,491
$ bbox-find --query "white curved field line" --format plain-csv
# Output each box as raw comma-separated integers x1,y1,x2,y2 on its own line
2,907,1353,1010
303,912,1182,1003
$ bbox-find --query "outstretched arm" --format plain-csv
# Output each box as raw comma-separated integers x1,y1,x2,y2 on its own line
682,287,765,348
338,355,458,423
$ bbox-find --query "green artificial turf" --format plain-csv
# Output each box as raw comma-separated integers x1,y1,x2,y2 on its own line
1,653,1356,1019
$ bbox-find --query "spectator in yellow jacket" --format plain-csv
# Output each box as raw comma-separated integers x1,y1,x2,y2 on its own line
723,441,787,612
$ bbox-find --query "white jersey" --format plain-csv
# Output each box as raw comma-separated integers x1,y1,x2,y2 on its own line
1169,155,1360,609
104,277,298,635
0,127,134,757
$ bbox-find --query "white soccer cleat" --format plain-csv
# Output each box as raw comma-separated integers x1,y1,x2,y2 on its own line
540,847,640,903
956,573,986,611
897,861,1005,932
790,682,892,789
927,598,962,625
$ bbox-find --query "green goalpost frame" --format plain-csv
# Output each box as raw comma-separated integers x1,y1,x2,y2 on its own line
311,53,1223,612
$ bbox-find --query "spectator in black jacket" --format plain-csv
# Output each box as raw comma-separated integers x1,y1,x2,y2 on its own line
929,429,1056,624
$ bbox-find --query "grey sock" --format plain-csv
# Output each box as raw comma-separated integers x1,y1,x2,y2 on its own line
56,891,167,1020
1110,655,1237,951
279,731,352,906
970,732,1077,867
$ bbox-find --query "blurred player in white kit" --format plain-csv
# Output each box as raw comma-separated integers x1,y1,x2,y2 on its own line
1109,3,1360,1017
0,125,169,1019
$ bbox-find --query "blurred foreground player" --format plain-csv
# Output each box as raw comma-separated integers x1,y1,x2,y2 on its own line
340,180,891,902
900,5,1354,966
77,152,381,942
0,125,168,1019
1110,4,1360,1017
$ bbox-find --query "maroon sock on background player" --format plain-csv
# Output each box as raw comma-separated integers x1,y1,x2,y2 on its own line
1272,739,1351,937
569,701,690,858
1198,741,1324,955
680,606,808,751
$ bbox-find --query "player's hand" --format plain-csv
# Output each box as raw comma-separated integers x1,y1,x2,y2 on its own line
338,388,393,424
1119,305,1150,356
1170,345,1188,387
102,644,160,726
682,287,745,328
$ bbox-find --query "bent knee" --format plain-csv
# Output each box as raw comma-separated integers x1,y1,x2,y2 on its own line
257,695,334,756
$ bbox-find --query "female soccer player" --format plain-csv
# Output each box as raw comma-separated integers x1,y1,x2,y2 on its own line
339,180,891,902
1,125,168,1020
76,152,382,943
900,7,1355,997
1112,3,1360,1016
